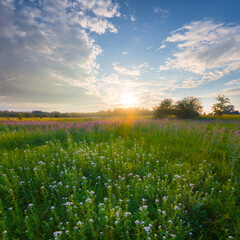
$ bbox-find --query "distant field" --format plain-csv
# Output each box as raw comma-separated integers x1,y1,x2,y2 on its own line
200,114,240,120
0,119,239,239
0,115,153,122
1,114,240,122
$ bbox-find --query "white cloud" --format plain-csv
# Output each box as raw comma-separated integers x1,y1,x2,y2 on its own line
0,0,121,111
113,62,149,76
157,44,166,50
153,7,169,15
121,51,128,55
130,15,136,22
160,20,240,83
113,65,140,76
180,78,203,89
77,0,120,18
223,87,240,96
76,14,117,34
138,63,149,69
225,79,240,86
201,86,240,98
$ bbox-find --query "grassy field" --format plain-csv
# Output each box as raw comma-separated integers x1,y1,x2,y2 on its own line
0,119,239,239
199,115,240,121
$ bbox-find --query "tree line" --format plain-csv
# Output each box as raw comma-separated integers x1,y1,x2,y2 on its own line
0,108,152,119
0,95,238,119
154,95,239,119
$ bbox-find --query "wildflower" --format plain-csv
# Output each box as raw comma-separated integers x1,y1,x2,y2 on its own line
38,161,45,165
53,231,62,237
51,206,55,210
135,220,140,224
64,202,73,206
77,221,82,225
142,205,148,210
174,206,179,210
89,190,95,196
168,220,173,224
144,227,151,234
89,219,94,223
3,231,7,234
124,212,131,217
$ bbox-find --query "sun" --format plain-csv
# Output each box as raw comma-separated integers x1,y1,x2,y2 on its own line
120,93,138,107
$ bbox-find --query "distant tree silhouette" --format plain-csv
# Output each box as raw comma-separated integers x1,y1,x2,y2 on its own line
17,113,23,120
212,95,231,115
174,97,203,119
154,99,174,119
51,111,61,118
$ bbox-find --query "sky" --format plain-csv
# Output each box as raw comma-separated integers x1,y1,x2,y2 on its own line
0,0,240,113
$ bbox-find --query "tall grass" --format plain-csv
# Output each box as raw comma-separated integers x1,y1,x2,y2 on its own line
0,120,239,239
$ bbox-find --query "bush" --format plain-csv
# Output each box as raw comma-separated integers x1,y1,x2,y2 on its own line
174,97,203,119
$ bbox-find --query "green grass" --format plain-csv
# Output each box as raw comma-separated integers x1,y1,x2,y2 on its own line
0,120,239,239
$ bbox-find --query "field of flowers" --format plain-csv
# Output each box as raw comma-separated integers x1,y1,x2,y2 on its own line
0,119,239,239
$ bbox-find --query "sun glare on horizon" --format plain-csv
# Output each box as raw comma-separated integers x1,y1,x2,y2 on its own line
120,93,138,107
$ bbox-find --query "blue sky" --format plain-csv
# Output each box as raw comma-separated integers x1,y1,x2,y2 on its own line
0,0,240,113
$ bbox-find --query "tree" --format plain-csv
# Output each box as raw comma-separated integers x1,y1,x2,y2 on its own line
222,105,235,114
174,96,203,119
154,98,174,119
51,111,61,118
212,95,231,115
17,113,23,120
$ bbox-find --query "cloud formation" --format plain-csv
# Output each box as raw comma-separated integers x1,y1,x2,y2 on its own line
225,79,240,86
0,0,119,111
153,7,169,15
160,20,240,83
113,64,140,76
78,0,120,18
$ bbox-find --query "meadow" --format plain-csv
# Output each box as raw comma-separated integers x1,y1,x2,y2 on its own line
0,118,239,240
